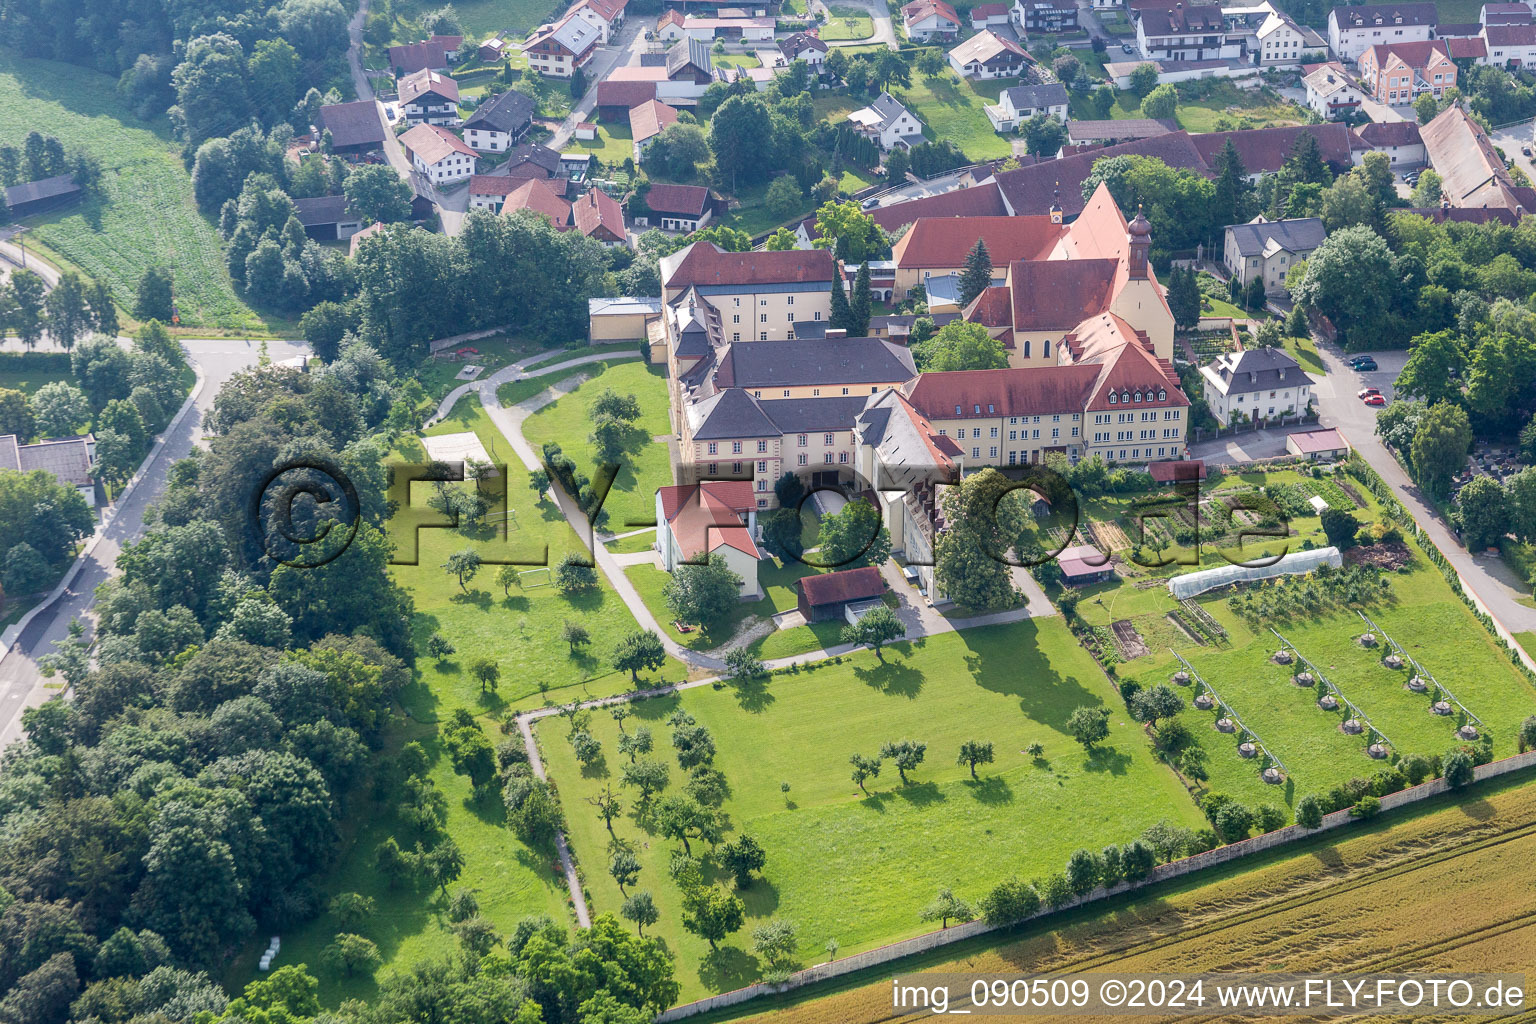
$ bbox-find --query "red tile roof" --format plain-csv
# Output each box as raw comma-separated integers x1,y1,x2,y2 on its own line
1361,38,1451,71
658,482,761,561
970,2,1007,16
663,242,837,289
891,215,1064,269
645,182,710,216
1358,120,1422,148
595,79,656,109
469,174,520,195
629,98,679,143
1004,259,1118,330
572,187,626,242
1448,36,1487,58
995,132,1207,216
799,566,885,606
387,35,463,73
1287,428,1349,454
1189,123,1363,175
964,285,1013,327
501,178,572,228
1148,459,1204,482
902,0,960,23
905,365,1101,418
1485,22,1536,45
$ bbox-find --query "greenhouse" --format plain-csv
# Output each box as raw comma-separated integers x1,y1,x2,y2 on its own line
1167,546,1343,600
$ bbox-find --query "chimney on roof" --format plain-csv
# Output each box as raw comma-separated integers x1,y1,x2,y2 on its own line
826,328,848,338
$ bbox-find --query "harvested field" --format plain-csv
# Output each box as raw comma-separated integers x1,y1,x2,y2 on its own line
1111,619,1149,659
1090,518,1132,552
724,771,1536,1024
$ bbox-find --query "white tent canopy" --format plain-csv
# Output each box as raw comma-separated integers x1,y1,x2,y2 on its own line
1167,546,1343,600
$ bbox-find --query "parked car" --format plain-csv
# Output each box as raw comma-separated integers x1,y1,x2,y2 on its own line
1357,387,1380,399
1353,358,1378,371
1121,43,1135,53
1363,393,1386,406
1524,145,1532,157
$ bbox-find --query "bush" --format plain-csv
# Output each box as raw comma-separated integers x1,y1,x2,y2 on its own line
978,877,1040,925
1295,794,1324,829
1350,794,1382,819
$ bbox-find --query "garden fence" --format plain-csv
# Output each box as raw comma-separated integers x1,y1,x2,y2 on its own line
654,749,1536,1023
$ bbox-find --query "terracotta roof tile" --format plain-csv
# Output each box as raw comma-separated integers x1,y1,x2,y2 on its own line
891,215,1064,269
501,178,572,227
572,187,626,241
662,242,836,289
799,566,885,606
645,182,710,216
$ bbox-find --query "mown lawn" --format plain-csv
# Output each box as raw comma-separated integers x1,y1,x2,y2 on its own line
538,619,1205,1000
1068,83,1307,133
0,54,272,332
0,352,71,395
891,74,1013,160
521,360,672,532
821,5,875,40
571,122,635,169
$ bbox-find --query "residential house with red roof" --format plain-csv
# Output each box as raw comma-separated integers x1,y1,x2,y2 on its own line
571,188,627,245
629,99,680,162
399,123,477,184
1357,39,1456,104
655,481,763,597
902,0,961,40
1356,120,1425,167
469,174,523,211
502,178,574,228
969,1,1010,28
570,0,628,42
639,182,714,232
387,35,462,74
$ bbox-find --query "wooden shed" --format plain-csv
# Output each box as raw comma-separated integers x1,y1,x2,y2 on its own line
797,566,886,623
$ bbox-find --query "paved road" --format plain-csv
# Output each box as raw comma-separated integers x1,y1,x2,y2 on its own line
1490,121,1536,190
0,338,309,751
1306,338,1536,656
812,0,899,48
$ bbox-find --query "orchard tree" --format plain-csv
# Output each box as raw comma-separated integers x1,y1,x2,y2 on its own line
681,883,745,950
663,555,743,626
840,605,904,660
622,891,659,935
443,547,481,591
880,738,926,784
720,832,766,888
1068,706,1111,750
612,630,666,681
620,757,670,803
919,887,973,928
470,657,500,693
562,619,591,653
1130,684,1184,731
609,848,641,893
849,752,882,794
956,739,994,778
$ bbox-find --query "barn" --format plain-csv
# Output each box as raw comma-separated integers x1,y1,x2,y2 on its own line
797,566,886,623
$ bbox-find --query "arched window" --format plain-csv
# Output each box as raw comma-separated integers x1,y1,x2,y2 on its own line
1158,389,1167,401
1134,391,1142,403
1109,392,1118,404
1121,390,1131,404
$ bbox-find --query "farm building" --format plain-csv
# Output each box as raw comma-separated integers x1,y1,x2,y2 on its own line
797,566,886,623
1056,543,1114,585
1285,427,1350,460
5,173,81,218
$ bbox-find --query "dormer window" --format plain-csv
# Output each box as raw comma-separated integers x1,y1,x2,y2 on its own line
974,404,982,414
1121,390,1131,403
1109,392,1118,404
1158,389,1166,401
1134,391,1142,403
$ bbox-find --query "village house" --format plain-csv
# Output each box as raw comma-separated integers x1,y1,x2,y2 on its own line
1222,216,1325,296
630,99,680,162
1482,22,1536,66
847,92,926,151
503,177,575,228
397,69,461,125
1135,3,1240,61
1326,2,1437,62
1199,347,1311,426
1246,7,1326,66
399,123,477,185
1357,120,1425,166
315,100,387,154
657,11,776,41
525,14,602,77
570,0,628,42
985,81,1069,132
571,188,627,245
478,36,508,61
387,34,462,74
902,0,962,40
639,182,714,232
778,31,829,65
1301,61,1365,119
1357,39,1456,104
1421,103,1534,212
469,175,525,211
0,433,97,504
947,30,1031,79
503,142,564,179
1014,0,1079,33
655,481,763,599
970,1,1011,29
462,90,536,152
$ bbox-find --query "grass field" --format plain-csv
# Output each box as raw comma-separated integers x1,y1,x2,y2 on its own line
892,75,1013,161
1282,330,1324,375
571,122,636,169
521,360,671,533
726,767,1536,1024
821,6,875,40
0,353,71,395
1068,82,1307,134
0,54,271,332
538,619,1206,999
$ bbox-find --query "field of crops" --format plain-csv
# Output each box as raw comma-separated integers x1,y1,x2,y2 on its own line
0,54,271,332
728,769,1536,1024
